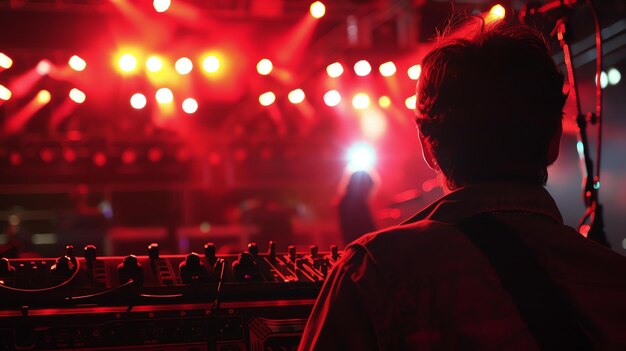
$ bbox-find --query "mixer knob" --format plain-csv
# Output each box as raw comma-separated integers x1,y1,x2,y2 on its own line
148,243,160,260
204,242,216,263
321,259,329,277
179,252,208,284
0,257,15,277
288,245,296,262
117,255,143,285
309,245,318,259
84,245,97,268
268,241,276,259
248,242,258,256
330,245,339,260
232,252,260,281
66,245,77,265
51,256,74,276
184,252,201,269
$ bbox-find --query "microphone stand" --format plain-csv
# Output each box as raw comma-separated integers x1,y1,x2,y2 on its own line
552,11,609,247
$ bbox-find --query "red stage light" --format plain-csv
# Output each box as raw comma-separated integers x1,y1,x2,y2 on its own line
182,98,198,114
69,88,86,104
202,56,220,73
153,0,171,13
0,53,14,69
68,55,86,72
130,93,147,109
155,88,174,104
121,149,137,165
326,62,344,78
489,4,506,20
354,60,371,77
36,60,52,75
146,56,164,72
118,54,138,73
175,57,193,75
405,95,416,110
63,148,77,163
378,96,391,108
256,59,273,75
347,143,375,172
288,89,305,104
37,90,51,104
407,64,421,80
148,147,163,162
379,61,397,77
93,152,107,167
310,1,326,19
259,91,276,106
0,84,11,101
40,148,55,163
9,152,21,166
323,90,341,107
352,93,370,109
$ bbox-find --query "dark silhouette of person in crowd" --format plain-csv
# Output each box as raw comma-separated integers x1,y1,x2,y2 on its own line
338,171,376,246
300,19,626,350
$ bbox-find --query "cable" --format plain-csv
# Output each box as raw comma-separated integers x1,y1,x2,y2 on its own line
65,279,135,301
0,256,81,294
586,0,603,183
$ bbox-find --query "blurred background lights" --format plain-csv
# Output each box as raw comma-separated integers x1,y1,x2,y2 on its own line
310,1,326,19
69,88,86,104
354,60,372,76
155,88,174,104
378,96,391,108
288,89,305,104
489,4,506,20
37,90,51,104
146,56,163,72
352,93,370,109
0,53,12,69
598,71,608,89
379,61,397,77
405,95,417,110
182,98,198,114
323,90,341,106
347,143,376,172
36,59,52,75
608,68,621,85
130,93,147,109
118,54,138,73
326,62,344,78
153,0,171,13
68,55,86,72
259,91,276,106
202,55,220,73
0,85,11,101
175,57,193,75
407,64,421,80
257,59,273,75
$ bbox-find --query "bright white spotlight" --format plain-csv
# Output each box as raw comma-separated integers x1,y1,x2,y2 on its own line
36,59,52,75
153,0,171,12
347,143,376,172
259,92,276,106
608,68,621,85
257,59,273,75
175,57,193,75
0,85,11,101
130,93,147,109
326,62,344,78
0,53,12,69
378,96,391,108
323,90,341,107
310,1,326,19
146,56,163,72
288,89,305,104
379,61,396,77
182,98,198,114
354,60,372,77
203,56,220,73
155,88,174,104
597,71,608,89
405,95,417,110
118,54,138,73
69,88,86,104
352,93,370,109
68,55,86,72
407,64,421,80
489,4,506,20
37,90,51,104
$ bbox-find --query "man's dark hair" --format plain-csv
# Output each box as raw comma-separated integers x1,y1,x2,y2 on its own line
416,20,567,189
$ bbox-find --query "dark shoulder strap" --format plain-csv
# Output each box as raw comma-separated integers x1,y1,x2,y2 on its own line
457,214,592,350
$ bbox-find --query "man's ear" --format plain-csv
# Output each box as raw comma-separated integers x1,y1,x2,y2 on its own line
546,122,562,165
418,128,438,171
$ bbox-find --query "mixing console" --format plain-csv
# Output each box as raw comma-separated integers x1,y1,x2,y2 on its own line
0,241,341,351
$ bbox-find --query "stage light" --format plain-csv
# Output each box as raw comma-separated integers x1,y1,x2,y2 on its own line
347,143,376,172
153,0,171,12
378,96,391,108
0,84,11,101
37,90,51,104
93,152,107,167
323,90,341,106
0,53,12,69
148,147,163,162
597,71,608,89
608,68,621,85
118,54,138,73
69,88,86,104
259,91,276,106
155,88,174,104
352,93,370,109
175,57,193,75
310,1,326,19
489,4,506,20
405,94,416,110
182,98,198,114
257,59,273,75
36,60,52,75
408,64,421,80
68,55,86,72
326,62,344,78
146,56,163,72
9,152,22,166
379,61,396,77
40,148,55,163
202,55,220,73
63,148,76,163
288,89,305,104
354,60,371,77
130,93,147,109
121,149,137,165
